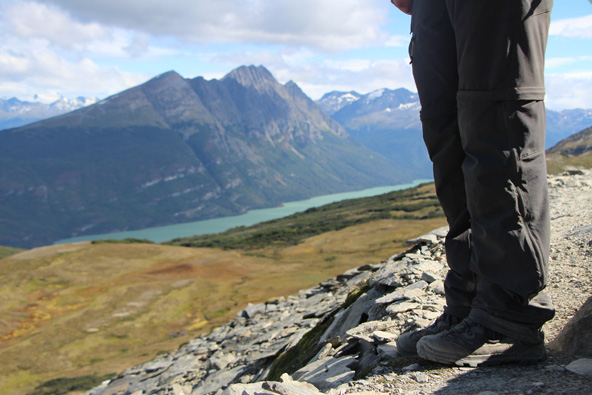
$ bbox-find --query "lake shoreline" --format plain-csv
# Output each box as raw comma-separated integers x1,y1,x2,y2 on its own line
56,179,432,245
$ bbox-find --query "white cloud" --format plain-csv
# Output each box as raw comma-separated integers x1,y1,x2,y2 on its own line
0,1,172,101
546,55,592,69
0,40,148,102
546,71,592,110
385,35,410,47
0,0,411,103
1,1,178,58
546,57,579,69
38,0,391,51
550,14,592,39
4,1,111,51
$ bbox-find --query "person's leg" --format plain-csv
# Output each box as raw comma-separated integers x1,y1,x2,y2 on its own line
451,0,555,341
459,99,555,341
417,0,555,366
396,0,473,356
410,0,475,318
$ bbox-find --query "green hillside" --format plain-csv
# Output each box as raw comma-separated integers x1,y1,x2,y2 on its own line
546,126,592,174
0,246,24,260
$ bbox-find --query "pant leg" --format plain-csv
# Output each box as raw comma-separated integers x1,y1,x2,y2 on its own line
458,99,554,341
448,0,555,341
411,0,475,319
422,114,474,319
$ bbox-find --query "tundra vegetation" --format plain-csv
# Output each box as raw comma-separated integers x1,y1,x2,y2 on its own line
0,183,445,395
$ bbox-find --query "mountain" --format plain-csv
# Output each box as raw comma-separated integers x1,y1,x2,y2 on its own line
316,91,362,115
319,90,592,180
546,125,592,174
0,66,408,249
548,125,592,156
319,88,431,180
0,96,98,130
546,108,592,148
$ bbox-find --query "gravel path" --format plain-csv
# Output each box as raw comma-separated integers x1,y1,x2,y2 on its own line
343,169,592,395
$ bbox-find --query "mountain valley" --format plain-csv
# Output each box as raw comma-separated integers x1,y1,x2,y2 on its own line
2,65,591,249
0,66,405,249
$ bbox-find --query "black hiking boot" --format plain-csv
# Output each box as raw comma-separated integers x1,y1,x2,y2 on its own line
396,312,464,356
416,317,546,367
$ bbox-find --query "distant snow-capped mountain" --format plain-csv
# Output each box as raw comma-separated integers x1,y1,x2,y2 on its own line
317,91,363,115
48,96,98,113
317,88,430,181
0,96,98,130
319,89,592,150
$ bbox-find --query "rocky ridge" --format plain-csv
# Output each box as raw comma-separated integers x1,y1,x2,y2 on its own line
86,169,592,395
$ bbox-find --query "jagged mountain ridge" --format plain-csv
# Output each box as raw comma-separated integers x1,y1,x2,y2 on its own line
0,66,406,248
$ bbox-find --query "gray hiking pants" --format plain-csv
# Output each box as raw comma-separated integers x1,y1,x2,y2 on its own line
410,0,555,343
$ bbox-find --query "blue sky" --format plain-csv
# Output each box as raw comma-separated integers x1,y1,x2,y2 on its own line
1,0,591,110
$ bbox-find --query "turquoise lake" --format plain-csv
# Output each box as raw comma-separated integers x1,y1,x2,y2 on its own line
56,180,431,245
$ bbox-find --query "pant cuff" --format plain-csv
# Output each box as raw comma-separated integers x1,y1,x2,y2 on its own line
470,308,545,344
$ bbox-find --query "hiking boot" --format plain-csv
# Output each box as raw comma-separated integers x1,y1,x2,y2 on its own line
396,312,464,356
416,317,546,367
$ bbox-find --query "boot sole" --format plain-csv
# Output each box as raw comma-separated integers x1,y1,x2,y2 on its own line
417,342,547,367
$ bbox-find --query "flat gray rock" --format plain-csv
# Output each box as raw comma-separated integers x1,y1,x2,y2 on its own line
293,355,356,391
345,320,399,343
386,301,421,314
191,366,246,394
566,358,592,376
370,260,409,287
376,286,426,304
242,302,267,319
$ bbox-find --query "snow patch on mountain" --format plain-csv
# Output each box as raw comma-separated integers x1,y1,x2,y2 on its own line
0,96,98,130
366,88,386,102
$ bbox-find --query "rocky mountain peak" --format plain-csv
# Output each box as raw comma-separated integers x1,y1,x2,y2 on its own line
361,87,418,107
283,80,300,92
141,70,188,92
317,91,362,115
223,65,277,89
153,70,184,80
